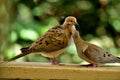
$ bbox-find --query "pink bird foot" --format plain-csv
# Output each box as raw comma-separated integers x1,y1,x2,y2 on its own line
50,58,64,66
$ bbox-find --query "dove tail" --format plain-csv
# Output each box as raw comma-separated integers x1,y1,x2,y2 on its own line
20,47,30,53
8,47,31,61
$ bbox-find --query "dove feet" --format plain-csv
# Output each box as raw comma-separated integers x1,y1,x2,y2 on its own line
81,64,98,68
50,58,64,66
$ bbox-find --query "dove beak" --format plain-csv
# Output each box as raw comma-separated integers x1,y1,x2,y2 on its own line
75,22,80,30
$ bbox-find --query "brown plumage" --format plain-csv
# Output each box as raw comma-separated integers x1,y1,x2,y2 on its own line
7,16,79,65
72,30,120,67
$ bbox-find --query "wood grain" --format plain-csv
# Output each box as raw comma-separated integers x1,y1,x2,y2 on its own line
0,62,120,80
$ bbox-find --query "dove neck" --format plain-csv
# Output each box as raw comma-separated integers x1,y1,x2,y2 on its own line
73,34,84,44
74,37,86,49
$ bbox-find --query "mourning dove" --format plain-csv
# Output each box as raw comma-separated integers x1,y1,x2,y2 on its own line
72,30,120,67
6,16,79,65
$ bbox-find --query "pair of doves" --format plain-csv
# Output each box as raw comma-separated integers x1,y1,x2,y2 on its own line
4,16,120,67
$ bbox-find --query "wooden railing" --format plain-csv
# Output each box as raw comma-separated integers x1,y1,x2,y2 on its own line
0,62,120,80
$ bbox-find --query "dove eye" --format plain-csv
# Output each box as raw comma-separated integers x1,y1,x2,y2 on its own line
108,54,111,56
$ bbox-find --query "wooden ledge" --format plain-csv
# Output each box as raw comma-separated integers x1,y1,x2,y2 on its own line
0,62,120,80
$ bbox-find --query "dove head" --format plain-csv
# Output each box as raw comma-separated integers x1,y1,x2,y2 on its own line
72,30,82,42
63,16,79,27
72,30,80,38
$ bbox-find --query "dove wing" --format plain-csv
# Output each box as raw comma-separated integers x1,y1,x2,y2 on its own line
84,43,120,63
29,25,69,52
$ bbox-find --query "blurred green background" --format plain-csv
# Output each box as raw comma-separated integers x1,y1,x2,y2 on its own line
0,0,120,64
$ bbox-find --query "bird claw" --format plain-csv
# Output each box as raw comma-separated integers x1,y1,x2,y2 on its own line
51,62,64,66
50,58,64,66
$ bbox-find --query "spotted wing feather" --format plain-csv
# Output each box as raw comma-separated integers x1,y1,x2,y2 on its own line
29,25,69,52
